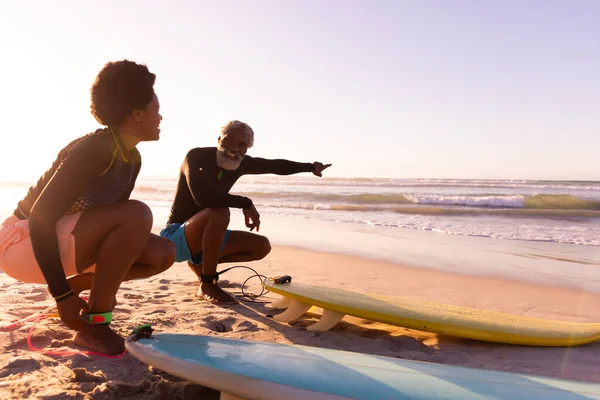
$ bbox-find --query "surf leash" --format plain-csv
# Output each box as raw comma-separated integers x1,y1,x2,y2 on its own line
216,264,273,303
3,298,127,359
268,275,292,284
127,323,154,342
0,304,56,331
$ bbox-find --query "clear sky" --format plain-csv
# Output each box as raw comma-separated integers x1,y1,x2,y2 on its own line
0,0,598,182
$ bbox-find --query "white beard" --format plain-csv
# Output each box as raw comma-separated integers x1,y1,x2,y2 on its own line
216,144,244,170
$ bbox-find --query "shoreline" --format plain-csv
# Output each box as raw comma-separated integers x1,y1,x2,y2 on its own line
196,210,600,293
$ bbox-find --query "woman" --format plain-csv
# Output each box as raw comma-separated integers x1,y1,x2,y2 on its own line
0,60,176,355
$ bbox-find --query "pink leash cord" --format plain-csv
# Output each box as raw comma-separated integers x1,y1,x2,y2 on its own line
0,305,56,331
4,297,127,358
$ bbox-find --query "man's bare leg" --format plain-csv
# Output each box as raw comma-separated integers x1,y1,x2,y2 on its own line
183,208,269,304
186,229,271,278
182,208,236,303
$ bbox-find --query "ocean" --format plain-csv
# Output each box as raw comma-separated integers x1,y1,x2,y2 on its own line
133,176,600,247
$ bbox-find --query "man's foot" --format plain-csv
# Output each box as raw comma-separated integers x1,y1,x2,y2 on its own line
73,324,125,355
197,283,238,305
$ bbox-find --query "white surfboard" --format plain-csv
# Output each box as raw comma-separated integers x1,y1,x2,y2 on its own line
125,331,600,400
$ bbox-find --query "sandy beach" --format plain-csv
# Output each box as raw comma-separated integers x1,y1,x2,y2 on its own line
2,240,600,399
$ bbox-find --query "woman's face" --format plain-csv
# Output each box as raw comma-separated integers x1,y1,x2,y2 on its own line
135,93,162,141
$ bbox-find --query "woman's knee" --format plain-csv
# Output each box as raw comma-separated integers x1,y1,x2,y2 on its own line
121,200,153,232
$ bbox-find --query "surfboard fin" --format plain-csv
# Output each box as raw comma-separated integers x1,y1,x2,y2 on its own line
273,299,311,322
268,296,292,309
307,309,345,332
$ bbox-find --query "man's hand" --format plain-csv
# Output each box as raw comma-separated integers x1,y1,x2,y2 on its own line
56,295,92,331
243,204,261,232
312,162,332,177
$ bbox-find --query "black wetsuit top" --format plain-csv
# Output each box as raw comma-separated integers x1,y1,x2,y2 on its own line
167,147,313,224
13,128,141,297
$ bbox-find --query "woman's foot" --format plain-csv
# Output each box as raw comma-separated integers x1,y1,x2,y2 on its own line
197,283,238,305
73,324,125,355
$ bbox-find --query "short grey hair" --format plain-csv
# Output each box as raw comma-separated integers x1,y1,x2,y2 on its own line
220,120,254,148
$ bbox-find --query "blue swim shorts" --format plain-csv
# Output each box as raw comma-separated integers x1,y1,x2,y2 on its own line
159,223,230,264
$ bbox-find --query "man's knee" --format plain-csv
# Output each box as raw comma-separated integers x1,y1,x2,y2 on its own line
256,236,271,260
206,208,230,226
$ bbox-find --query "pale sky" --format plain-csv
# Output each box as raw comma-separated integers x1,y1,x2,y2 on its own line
0,0,598,182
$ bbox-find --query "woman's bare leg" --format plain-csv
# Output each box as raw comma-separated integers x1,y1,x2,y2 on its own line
67,200,174,354
67,233,177,304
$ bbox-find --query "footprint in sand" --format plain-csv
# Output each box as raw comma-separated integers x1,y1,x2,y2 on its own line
203,316,253,333
288,317,325,330
236,320,260,332
213,323,228,332
0,355,62,379
123,293,146,300
23,291,50,302
0,356,44,376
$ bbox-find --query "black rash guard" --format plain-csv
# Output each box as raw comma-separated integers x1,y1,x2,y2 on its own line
167,147,313,224
13,128,141,297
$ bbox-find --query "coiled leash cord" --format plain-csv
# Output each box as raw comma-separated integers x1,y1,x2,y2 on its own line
214,265,272,303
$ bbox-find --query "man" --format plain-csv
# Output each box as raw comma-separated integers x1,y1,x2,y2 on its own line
161,120,331,304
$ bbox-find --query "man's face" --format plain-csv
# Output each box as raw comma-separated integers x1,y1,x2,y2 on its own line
216,128,250,170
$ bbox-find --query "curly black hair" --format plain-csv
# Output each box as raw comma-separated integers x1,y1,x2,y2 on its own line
90,60,156,127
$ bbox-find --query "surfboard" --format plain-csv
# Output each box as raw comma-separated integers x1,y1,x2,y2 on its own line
262,280,600,347
125,332,600,400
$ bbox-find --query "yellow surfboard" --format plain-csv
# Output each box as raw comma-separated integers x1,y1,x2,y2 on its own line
262,280,600,347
